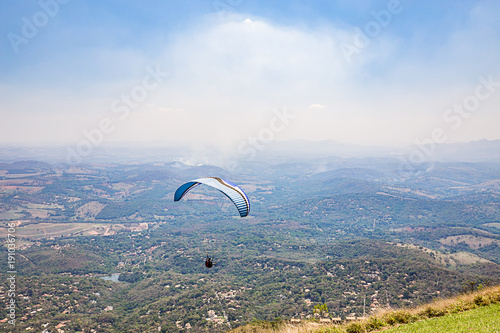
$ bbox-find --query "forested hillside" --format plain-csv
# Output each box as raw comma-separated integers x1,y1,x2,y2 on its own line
1,157,499,332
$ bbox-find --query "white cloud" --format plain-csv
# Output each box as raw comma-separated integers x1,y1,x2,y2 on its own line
308,104,325,109
161,15,352,103
1,8,499,149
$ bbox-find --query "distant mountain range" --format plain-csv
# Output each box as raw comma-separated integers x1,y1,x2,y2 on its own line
262,139,500,163
0,139,499,164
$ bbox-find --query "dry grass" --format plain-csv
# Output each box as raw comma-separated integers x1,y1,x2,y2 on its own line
231,321,339,333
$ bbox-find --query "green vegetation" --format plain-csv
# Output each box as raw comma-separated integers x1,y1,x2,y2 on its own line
382,303,500,333
231,285,500,333
0,159,499,332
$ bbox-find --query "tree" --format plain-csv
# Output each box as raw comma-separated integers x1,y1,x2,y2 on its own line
313,303,328,318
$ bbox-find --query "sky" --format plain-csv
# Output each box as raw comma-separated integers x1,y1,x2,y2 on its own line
1,0,500,158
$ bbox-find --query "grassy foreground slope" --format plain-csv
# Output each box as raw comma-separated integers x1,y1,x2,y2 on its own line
382,302,500,333
230,285,500,333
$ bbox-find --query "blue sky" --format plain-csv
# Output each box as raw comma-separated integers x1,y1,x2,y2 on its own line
1,0,499,155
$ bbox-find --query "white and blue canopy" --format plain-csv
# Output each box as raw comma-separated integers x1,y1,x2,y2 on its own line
174,177,250,217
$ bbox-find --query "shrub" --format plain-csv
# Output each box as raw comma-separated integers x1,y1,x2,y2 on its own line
364,317,385,331
450,300,467,313
473,295,490,306
487,290,500,303
423,306,446,318
385,310,413,325
346,322,365,333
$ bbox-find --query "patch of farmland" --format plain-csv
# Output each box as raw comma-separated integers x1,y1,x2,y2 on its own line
76,201,106,219
439,235,500,249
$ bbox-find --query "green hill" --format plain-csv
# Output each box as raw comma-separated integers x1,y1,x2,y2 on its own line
230,285,500,333
381,303,499,333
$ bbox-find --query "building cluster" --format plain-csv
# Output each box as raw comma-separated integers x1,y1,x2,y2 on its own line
176,320,192,329
205,310,225,324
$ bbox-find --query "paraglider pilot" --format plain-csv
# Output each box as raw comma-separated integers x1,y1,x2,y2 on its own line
205,254,216,268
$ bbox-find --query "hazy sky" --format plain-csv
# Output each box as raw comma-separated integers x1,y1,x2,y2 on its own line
1,0,499,152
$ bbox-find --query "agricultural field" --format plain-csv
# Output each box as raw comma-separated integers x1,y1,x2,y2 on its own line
0,222,146,241
439,235,500,249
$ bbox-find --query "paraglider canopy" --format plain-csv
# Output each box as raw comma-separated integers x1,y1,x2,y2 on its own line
174,177,250,217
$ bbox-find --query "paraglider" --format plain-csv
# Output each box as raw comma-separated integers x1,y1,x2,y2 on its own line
174,177,249,269
174,177,250,217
